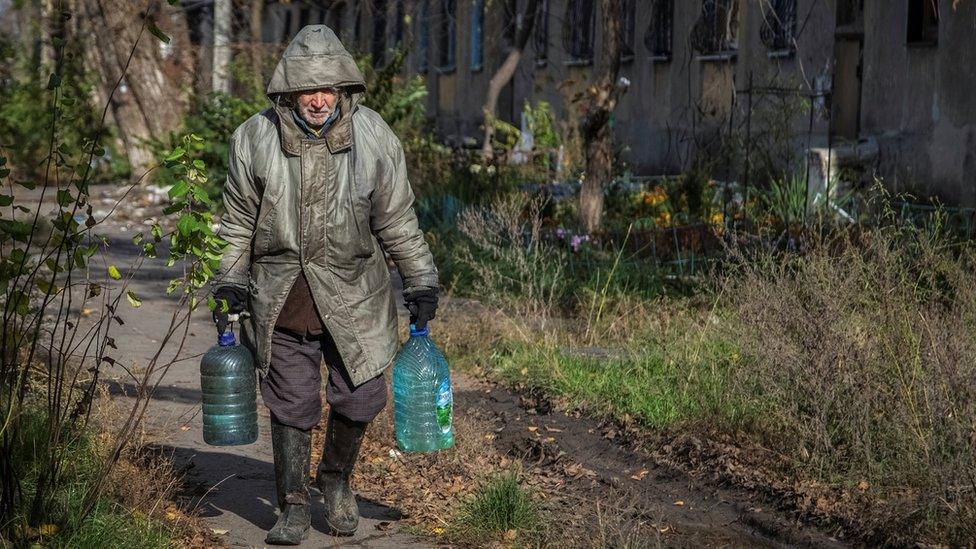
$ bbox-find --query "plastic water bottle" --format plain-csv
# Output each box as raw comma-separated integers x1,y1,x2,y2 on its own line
200,320,258,446
392,325,454,452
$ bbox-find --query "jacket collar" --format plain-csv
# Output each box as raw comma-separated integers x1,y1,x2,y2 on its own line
275,93,354,156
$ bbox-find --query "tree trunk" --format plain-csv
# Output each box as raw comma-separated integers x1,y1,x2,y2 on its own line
250,0,265,94
480,0,539,159
213,0,232,93
579,0,623,233
77,0,190,175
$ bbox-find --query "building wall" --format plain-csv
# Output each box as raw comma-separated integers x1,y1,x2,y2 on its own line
261,0,976,205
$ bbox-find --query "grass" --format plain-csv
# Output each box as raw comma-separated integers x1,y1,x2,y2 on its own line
435,194,976,544
2,400,178,548
449,470,542,544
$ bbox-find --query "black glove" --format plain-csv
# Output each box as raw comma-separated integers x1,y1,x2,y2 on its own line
404,288,438,331
212,286,247,335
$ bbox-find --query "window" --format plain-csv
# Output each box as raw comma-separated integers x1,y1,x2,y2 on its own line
391,0,405,48
644,0,674,60
907,0,939,45
372,0,388,66
438,0,457,71
533,0,549,66
836,0,864,28
418,0,430,73
328,2,346,39
621,0,636,63
562,0,596,65
503,0,518,49
760,0,797,54
471,0,484,71
690,0,739,58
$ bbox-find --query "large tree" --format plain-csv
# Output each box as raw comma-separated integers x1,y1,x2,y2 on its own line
579,0,624,233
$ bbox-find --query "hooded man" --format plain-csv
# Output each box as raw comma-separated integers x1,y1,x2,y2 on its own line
210,25,439,545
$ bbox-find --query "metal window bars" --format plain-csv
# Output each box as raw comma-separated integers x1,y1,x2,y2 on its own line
562,0,596,64
437,0,457,70
759,0,797,53
690,0,739,57
644,0,674,60
534,0,549,65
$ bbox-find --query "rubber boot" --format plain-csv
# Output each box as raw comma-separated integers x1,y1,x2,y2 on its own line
316,410,368,536
265,418,312,545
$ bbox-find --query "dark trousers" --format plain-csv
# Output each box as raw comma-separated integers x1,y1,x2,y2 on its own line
260,327,387,430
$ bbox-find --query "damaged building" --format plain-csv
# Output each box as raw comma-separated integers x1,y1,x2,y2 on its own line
258,0,976,205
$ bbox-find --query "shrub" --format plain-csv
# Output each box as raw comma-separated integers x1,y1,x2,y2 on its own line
724,220,976,543
450,470,541,543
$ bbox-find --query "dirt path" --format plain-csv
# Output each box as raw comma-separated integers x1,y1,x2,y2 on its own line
45,184,847,547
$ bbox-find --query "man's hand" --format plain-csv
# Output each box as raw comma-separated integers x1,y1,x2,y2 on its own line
404,288,438,331
212,286,248,335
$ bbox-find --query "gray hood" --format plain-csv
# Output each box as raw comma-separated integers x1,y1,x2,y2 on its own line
266,25,366,98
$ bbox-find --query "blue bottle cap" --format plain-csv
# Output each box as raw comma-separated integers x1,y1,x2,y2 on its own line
409,324,429,337
218,330,236,346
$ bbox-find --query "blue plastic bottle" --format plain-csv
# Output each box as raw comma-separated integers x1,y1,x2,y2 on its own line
200,325,258,446
392,325,454,452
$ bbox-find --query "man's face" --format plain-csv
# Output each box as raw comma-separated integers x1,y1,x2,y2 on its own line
295,87,339,127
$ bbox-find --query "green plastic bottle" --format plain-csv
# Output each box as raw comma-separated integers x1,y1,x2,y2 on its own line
200,325,258,446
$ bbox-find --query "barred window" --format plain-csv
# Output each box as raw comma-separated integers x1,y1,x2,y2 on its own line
533,0,549,65
690,0,739,57
562,0,596,64
907,0,939,45
438,0,457,70
372,0,388,66
760,0,797,53
644,0,673,60
418,0,430,73
621,0,636,63
471,0,485,71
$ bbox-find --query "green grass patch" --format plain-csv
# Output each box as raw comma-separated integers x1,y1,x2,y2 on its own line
2,402,176,548
450,470,542,544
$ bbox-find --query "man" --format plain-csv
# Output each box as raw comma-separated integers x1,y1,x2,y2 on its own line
210,25,439,545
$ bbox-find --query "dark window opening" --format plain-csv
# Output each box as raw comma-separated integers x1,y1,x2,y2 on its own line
299,6,310,29
760,0,797,54
644,0,674,60
471,0,484,71
282,10,293,43
534,0,549,65
418,0,430,73
562,0,596,65
438,0,457,71
372,0,388,66
328,2,346,40
503,0,518,49
690,0,739,57
621,0,636,63
392,0,405,48
836,0,864,27
907,0,939,45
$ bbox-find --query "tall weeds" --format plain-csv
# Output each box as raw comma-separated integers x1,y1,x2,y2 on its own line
724,221,976,543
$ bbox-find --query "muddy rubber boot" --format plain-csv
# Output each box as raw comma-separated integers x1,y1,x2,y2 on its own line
316,410,368,536
265,419,312,545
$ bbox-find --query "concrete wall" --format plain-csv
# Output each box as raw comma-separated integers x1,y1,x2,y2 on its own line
261,0,976,205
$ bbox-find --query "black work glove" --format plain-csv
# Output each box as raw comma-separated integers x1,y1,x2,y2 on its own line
404,288,438,331
212,286,248,335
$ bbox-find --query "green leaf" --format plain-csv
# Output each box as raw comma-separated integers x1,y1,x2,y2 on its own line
164,147,185,162
148,19,171,44
207,295,217,311
177,214,197,236
87,282,102,298
107,264,122,280
126,290,142,308
151,223,163,241
0,169,10,178
16,180,35,190
169,180,189,199
192,159,206,170
36,278,59,295
47,73,61,90
0,195,12,207
56,189,72,207
132,233,144,245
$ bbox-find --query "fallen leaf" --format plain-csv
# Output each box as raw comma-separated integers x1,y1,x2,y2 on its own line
81,307,93,317
674,500,685,507
519,367,528,375
210,528,228,535
503,529,518,540
432,527,445,535
527,426,538,432
180,425,190,431
376,521,393,531
857,480,870,491
38,524,59,536
630,469,649,481
544,426,563,433
658,526,671,534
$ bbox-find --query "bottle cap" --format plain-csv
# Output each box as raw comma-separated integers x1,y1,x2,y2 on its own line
409,324,429,337
218,330,236,346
